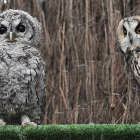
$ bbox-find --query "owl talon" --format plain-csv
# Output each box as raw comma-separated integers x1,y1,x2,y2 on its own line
1,122,6,127
0,119,6,127
21,115,37,130
21,122,37,130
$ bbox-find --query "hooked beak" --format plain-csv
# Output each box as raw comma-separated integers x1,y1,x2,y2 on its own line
10,32,13,41
129,36,133,44
128,32,133,44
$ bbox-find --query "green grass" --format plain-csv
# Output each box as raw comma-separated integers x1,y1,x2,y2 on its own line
1,124,140,140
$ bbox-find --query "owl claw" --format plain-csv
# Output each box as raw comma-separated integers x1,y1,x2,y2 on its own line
21,115,37,130
0,119,6,127
21,122,37,131
1,122,6,128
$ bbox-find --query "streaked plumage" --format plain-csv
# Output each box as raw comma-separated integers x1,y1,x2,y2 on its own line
117,16,140,84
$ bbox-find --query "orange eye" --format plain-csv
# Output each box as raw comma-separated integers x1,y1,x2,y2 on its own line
137,28,140,34
123,30,127,37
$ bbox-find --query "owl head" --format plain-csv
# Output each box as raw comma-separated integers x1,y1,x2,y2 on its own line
117,16,140,54
0,9,41,45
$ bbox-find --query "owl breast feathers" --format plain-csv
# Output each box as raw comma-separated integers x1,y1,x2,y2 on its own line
0,9,46,126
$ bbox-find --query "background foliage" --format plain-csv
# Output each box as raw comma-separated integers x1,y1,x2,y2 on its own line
1,0,140,124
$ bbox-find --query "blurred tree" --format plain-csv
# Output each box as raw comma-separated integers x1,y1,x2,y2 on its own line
0,0,140,124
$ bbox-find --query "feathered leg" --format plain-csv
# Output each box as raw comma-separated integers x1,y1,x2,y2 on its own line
21,115,37,130
0,118,6,127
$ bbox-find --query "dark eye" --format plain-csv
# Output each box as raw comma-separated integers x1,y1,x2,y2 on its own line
136,27,140,34
16,25,25,32
123,30,127,37
0,26,7,35
135,24,140,34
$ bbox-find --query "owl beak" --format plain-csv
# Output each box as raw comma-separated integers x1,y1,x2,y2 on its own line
10,32,13,41
130,37,133,44
128,32,133,44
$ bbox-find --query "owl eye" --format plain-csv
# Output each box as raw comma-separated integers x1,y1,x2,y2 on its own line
0,26,7,35
123,30,127,37
16,25,25,32
136,28,140,34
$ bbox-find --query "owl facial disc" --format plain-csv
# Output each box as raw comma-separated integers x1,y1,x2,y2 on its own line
117,17,140,53
0,9,42,45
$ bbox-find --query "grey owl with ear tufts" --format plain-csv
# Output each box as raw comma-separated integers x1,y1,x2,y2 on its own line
0,9,46,128
117,16,140,85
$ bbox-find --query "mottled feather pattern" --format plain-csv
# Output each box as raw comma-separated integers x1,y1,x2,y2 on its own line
0,9,46,125
0,43,46,124
117,16,140,85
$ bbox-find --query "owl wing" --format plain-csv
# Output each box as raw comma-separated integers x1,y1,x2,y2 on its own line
26,47,46,121
35,56,46,113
